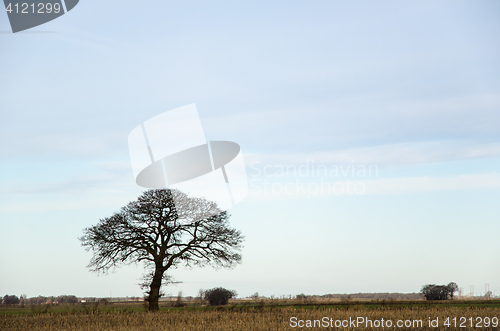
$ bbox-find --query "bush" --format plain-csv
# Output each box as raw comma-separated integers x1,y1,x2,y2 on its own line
203,287,237,306
173,292,186,307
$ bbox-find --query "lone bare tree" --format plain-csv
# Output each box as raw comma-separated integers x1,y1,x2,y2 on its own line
80,189,244,311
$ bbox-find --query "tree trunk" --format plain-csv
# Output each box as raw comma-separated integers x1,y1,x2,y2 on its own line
148,267,164,311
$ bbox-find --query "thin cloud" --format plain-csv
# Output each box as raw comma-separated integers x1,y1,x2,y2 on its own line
244,140,500,169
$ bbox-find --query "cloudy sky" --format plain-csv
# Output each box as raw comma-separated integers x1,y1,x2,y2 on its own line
1,0,499,299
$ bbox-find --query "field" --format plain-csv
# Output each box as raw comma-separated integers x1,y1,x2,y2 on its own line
1,300,499,330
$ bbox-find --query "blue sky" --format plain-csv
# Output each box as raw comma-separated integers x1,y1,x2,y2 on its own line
1,0,499,298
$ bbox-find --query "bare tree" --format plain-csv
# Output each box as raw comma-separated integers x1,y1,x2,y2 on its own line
197,289,205,305
80,189,244,311
421,282,459,300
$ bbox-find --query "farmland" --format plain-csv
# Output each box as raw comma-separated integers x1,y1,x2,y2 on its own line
1,299,499,330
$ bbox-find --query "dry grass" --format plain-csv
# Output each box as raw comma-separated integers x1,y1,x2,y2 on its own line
1,305,499,330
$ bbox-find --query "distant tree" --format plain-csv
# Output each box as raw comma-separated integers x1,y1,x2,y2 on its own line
421,283,458,300
174,291,186,307
2,295,20,305
204,287,237,306
296,293,307,301
56,295,78,304
447,282,459,299
80,189,244,311
33,296,47,305
20,294,27,307
197,289,205,305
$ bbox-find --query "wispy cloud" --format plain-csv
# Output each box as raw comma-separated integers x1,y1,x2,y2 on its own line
0,160,141,213
244,140,500,169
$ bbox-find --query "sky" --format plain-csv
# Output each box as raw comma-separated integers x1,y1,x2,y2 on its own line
0,0,499,299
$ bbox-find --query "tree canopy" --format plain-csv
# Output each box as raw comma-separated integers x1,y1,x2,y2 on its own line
80,189,244,310
204,287,237,306
421,282,458,300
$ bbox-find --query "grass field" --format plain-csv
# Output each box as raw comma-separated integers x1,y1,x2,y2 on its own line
1,300,499,330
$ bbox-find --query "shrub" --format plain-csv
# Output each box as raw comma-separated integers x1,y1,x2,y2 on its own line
173,292,186,307
203,287,237,306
